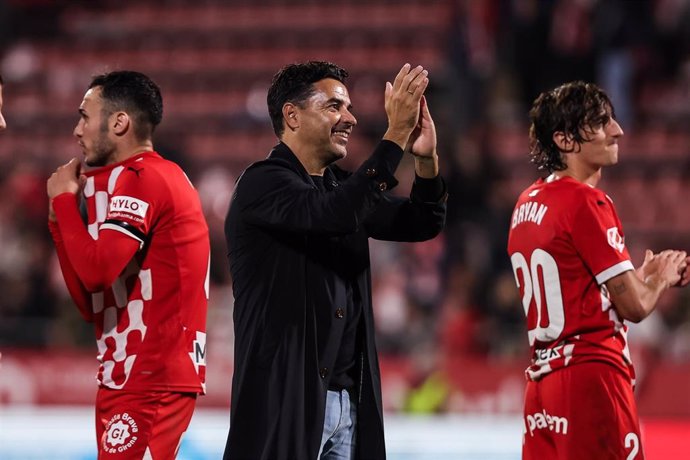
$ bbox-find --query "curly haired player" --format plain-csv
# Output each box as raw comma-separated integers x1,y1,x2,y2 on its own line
508,81,690,459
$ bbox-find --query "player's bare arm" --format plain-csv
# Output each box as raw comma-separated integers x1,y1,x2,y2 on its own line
607,249,687,322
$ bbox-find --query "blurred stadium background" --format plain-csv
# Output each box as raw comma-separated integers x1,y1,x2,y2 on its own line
1,0,689,458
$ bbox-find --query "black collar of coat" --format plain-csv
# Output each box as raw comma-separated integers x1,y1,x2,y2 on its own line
268,142,343,190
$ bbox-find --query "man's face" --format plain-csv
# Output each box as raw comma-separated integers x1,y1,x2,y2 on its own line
576,112,624,169
294,78,357,164
0,84,6,131
73,87,117,167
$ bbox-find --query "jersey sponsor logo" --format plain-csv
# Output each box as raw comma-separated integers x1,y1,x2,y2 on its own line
109,195,149,219
525,409,569,437
102,412,139,454
607,227,625,253
189,330,207,374
511,201,548,229
534,346,561,364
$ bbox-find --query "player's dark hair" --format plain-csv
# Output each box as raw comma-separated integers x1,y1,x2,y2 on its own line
267,61,349,137
0,73,3,85
528,81,615,173
88,70,163,142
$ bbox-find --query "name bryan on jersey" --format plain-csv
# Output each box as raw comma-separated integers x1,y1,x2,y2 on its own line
512,201,548,229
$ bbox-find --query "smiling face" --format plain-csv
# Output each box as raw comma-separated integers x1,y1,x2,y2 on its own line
73,87,117,167
294,78,357,166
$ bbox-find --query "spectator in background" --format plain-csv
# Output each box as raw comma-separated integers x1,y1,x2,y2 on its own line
46,71,210,459
224,61,446,460
507,81,690,459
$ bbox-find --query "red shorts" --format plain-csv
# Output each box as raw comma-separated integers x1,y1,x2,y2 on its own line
95,387,197,459
523,362,644,460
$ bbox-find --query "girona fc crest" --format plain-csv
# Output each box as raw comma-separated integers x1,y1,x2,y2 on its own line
607,227,625,253
106,420,130,446
102,413,139,453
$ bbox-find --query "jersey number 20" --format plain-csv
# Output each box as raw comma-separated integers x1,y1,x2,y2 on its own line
511,249,565,345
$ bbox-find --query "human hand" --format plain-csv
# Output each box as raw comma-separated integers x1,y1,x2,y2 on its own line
47,158,84,200
676,254,690,287
408,96,437,159
641,249,687,289
383,63,429,149
635,249,656,281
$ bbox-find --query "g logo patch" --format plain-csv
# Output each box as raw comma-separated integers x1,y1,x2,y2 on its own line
106,420,130,447
102,412,140,453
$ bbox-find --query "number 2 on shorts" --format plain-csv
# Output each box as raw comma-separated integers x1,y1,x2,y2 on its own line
625,432,640,460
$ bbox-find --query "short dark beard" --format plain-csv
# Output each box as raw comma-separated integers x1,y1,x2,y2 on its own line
86,116,117,167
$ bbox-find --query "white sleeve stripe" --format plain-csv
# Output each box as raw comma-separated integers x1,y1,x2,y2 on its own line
595,260,634,285
100,223,145,250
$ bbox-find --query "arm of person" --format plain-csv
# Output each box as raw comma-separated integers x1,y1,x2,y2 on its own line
237,64,432,236
52,192,141,292
606,249,687,323
238,140,404,235
364,175,447,242
364,95,446,241
48,219,94,322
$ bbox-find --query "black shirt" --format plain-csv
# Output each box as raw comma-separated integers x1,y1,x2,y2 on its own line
311,174,361,391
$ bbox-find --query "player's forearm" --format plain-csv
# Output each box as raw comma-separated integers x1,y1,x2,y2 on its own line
49,220,94,322
52,193,138,292
608,271,665,323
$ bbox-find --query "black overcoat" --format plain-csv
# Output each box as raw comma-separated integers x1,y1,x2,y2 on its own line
223,140,446,460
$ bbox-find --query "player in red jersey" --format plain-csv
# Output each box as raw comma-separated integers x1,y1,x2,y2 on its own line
47,71,210,459
507,81,690,460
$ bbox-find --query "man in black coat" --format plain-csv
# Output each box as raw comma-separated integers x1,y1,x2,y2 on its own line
224,61,447,460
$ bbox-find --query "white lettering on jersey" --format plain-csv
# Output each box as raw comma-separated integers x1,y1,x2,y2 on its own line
525,410,569,437
607,227,625,253
512,201,549,229
109,195,149,219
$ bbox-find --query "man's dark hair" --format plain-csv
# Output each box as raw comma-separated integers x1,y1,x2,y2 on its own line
528,81,615,172
88,70,163,142
0,73,3,85
267,61,349,137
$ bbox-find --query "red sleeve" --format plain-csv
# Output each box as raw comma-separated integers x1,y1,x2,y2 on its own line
570,192,633,284
52,192,140,292
49,219,94,322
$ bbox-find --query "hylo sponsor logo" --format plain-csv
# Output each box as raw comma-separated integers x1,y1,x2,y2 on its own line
109,196,149,219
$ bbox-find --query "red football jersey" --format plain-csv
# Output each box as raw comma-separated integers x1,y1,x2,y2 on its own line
507,175,635,382
73,152,209,393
